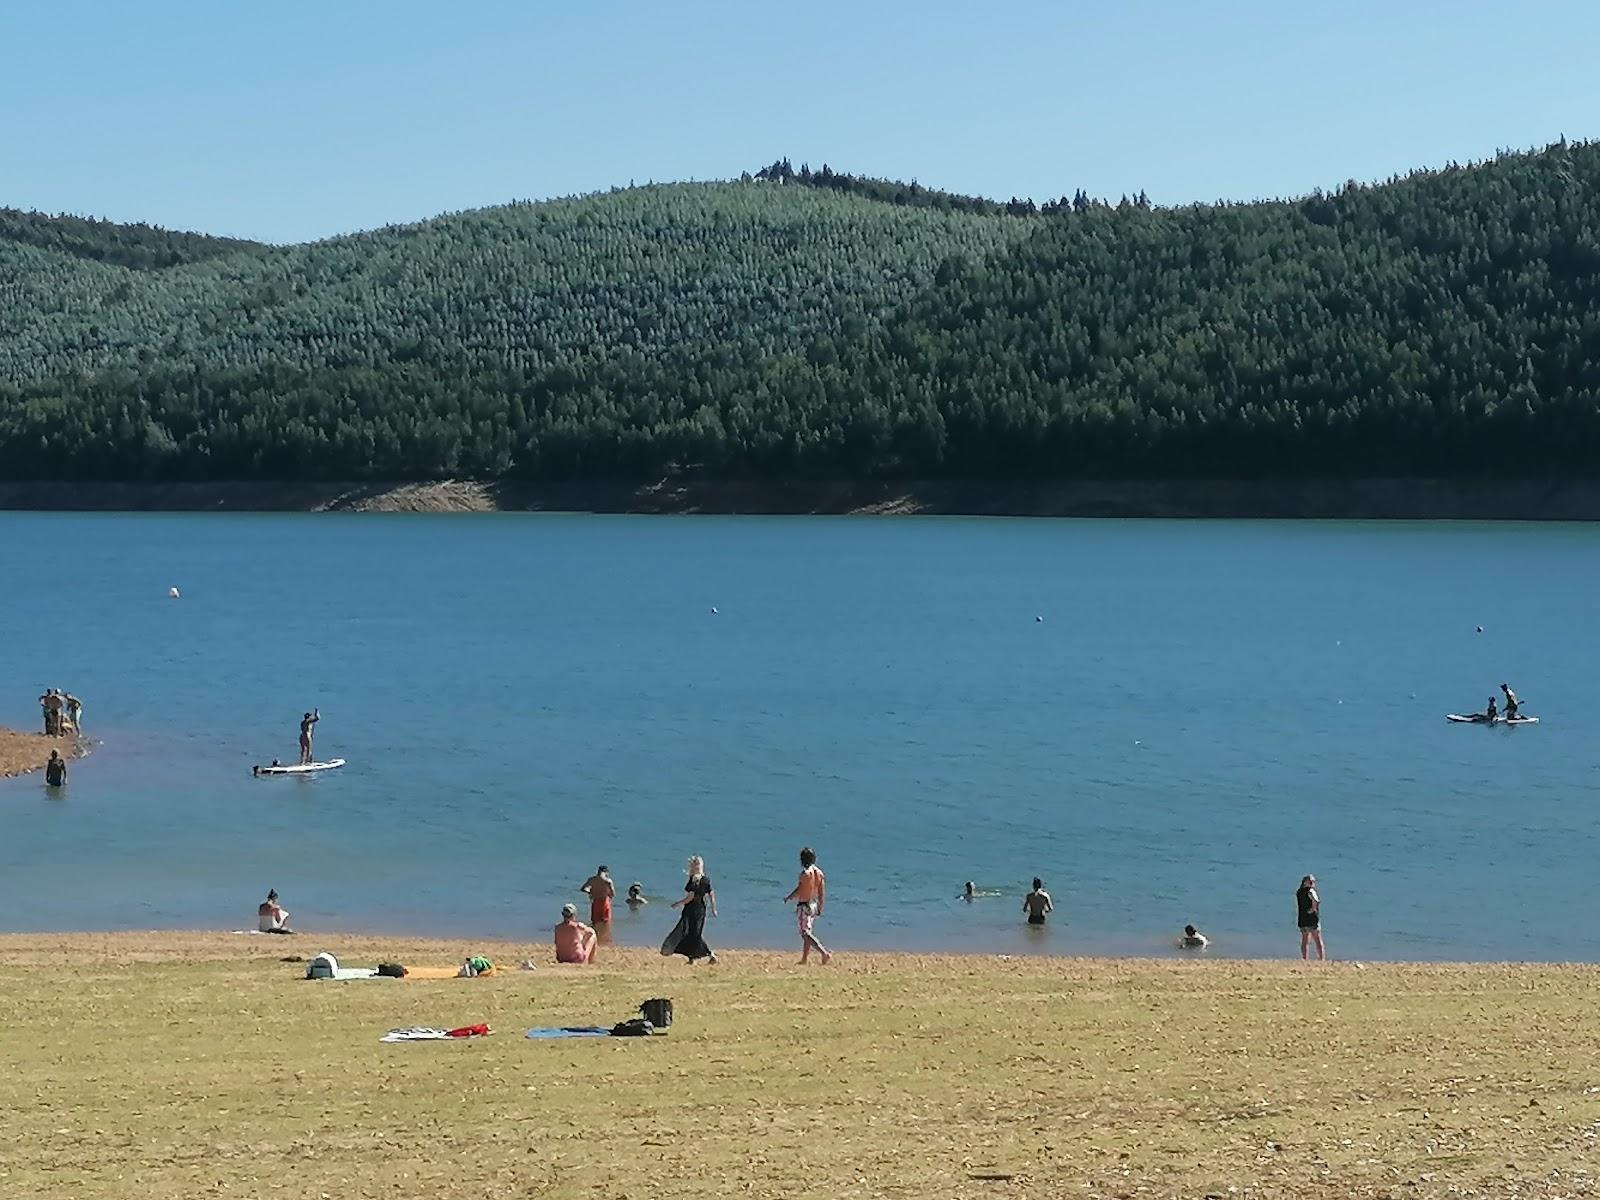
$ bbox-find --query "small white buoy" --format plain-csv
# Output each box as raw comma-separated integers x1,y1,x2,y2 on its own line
169,587,181,599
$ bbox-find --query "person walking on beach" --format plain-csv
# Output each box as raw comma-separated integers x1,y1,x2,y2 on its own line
1297,875,1324,960
661,855,717,964
44,749,67,787
258,889,292,934
554,903,598,964
580,866,615,942
298,710,319,765
784,846,831,964
1023,878,1053,926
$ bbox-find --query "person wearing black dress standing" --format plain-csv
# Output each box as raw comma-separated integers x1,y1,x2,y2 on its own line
1296,874,1324,960
661,855,718,964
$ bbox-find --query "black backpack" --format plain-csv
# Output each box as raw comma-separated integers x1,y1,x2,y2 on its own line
376,962,408,978
610,1018,654,1037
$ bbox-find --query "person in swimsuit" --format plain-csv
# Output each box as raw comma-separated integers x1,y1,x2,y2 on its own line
1483,697,1499,723
1023,878,1053,926
554,903,597,964
783,846,831,964
963,881,976,903
580,866,615,940
1296,874,1324,960
44,750,67,787
258,889,292,933
626,882,647,908
63,693,83,733
298,710,319,764
1179,923,1209,949
1500,683,1519,719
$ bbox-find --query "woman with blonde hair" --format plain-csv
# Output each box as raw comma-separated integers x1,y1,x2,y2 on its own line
661,855,718,964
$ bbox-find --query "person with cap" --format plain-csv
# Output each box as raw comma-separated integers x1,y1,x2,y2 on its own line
1499,682,1520,720
579,865,615,939
554,903,597,964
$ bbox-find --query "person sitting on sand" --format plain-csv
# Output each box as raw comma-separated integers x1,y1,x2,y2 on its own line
554,903,597,964
1179,923,1209,949
44,749,67,787
1023,878,1053,926
626,882,647,908
258,889,293,934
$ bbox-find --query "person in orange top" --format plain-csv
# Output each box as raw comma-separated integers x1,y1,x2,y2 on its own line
783,846,831,965
554,904,597,964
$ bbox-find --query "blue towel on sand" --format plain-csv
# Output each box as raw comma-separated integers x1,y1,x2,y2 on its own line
526,1027,612,1040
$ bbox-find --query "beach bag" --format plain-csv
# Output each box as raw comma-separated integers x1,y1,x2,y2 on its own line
376,962,408,978
610,1018,654,1037
639,998,673,1028
305,952,338,980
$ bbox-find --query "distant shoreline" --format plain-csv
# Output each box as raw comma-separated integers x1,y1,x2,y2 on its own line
6,478,1600,519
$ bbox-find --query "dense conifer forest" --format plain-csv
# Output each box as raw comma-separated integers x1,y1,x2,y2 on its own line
3,144,1599,482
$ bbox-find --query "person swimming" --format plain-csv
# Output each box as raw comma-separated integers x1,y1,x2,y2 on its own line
962,881,976,903
1179,923,1209,949
626,882,647,908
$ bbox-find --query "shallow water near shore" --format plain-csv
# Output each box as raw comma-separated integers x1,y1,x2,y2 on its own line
2,512,1597,961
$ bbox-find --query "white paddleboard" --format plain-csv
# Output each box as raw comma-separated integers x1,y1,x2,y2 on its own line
254,759,346,775
1446,714,1489,723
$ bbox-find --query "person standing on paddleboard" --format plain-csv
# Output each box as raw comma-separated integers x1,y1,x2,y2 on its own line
299,710,319,765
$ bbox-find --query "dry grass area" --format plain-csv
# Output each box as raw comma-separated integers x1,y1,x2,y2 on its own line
0,933,1596,1200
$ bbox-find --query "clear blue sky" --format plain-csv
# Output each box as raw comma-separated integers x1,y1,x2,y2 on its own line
3,1,1594,243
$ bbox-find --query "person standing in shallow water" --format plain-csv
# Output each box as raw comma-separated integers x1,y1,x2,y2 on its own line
1297,874,1324,960
783,846,830,964
1023,877,1053,926
580,865,615,942
661,855,717,964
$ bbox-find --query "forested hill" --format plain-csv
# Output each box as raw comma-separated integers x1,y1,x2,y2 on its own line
4,142,1600,483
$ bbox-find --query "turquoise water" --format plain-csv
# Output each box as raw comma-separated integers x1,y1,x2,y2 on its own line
2,513,1597,961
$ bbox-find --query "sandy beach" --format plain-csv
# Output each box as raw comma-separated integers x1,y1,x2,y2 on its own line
0,932,1595,1199
0,724,81,778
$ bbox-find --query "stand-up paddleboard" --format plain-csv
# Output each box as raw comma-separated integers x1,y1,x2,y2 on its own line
1446,714,1539,726
1504,715,1540,726
253,759,346,776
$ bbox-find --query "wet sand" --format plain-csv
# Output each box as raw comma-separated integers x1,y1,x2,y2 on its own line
1,931,1595,1198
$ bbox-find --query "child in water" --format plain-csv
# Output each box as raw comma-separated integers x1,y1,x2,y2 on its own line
1179,923,1209,949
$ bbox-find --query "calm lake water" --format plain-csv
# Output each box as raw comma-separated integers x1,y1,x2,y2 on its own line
2,513,1596,961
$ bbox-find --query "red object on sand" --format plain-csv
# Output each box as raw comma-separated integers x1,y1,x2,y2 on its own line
445,1024,490,1038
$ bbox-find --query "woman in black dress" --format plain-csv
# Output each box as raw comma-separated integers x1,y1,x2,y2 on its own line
661,855,718,964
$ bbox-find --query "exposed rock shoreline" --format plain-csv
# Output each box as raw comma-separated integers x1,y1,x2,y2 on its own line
4,478,1600,518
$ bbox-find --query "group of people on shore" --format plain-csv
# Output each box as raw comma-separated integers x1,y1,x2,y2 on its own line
551,849,830,966
256,857,1326,963
38,688,83,737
